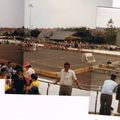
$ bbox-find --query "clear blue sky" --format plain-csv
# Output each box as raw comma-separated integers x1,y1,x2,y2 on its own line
0,0,24,28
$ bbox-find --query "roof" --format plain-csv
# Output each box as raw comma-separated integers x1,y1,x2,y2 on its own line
38,29,56,38
49,30,76,41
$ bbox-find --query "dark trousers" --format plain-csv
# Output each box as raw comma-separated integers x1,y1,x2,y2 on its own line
59,86,72,96
117,100,120,113
99,93,112,115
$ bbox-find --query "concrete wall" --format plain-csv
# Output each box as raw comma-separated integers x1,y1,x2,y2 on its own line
0,45,23,65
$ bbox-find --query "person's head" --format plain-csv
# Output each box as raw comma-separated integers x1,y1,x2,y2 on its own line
0,67,7,77
1,63,5,67
25,65,31,70
64,62,70,72
31,74,38,81
111,74,117,81
15,65,23,73
27,65,31,68
17,71,24,79
7,61,12,67
107,61,112,64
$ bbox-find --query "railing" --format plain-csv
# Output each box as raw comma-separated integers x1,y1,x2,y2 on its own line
38,78,77,95
89,87,120,115
38,77,103,114
38,77,99,95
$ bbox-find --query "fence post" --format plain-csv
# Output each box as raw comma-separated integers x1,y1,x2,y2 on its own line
47,83,50,95
95,90,99,114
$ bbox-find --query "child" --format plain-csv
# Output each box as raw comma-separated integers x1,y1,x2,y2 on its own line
27,74,40,95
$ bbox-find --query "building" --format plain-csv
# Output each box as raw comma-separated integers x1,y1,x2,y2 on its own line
116,31,120,47
49,30,76,42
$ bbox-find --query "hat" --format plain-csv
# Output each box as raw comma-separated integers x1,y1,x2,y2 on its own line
23,61,30,67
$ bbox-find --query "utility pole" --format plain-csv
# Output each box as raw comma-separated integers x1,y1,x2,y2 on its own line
29,3,33,41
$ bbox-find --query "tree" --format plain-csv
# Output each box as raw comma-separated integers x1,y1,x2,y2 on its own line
30,29,40,38
107,18,114,28
105,27,117,44
92,30,106,44
105,19,118,44
73,27,94,43
11,27,25,41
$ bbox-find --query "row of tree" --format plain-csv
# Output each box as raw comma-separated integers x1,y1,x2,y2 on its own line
1,27,40,41
73,26,118,44
0,18,119,45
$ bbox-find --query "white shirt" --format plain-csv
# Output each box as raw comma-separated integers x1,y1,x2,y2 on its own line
27,68,35,76
33,43,37,51
58,69,77,86
101,79,118,95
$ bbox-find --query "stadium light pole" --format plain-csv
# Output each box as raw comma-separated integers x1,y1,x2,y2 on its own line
29,3,33,41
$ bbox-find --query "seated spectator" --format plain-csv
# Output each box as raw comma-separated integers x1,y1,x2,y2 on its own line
28,86,40,95
106,60,116,69
12,71,27,94
25,64,35,76
6,61,13,79
0,67,7,79
27,73,40,95
5,79,13,94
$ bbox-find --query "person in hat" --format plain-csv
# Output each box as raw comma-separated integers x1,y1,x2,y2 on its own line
99,74,118,115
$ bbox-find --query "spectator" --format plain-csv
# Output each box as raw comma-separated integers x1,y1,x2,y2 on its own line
0,67,7,79
6,61,13,79
99,74,118,115
27,73,40,95
25,64,35,76
55,62,81,96
12,71,27,94
116,84,120,113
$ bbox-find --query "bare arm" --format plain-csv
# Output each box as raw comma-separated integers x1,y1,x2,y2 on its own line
75,80,81,89
54,78,60,84
53,72,61,84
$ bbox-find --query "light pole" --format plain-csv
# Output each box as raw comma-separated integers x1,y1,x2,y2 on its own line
29,3,33,41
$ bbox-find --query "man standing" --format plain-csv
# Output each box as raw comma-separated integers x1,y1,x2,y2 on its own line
55,62,81,96
99,74,118,115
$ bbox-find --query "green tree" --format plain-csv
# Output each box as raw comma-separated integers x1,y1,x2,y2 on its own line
107,18,114,28
30,29,40,38
73,27,94,43
105,19,118,44
105,27,117,44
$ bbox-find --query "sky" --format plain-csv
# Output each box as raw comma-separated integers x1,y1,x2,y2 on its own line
113,0,120,7
96,7,120,28
1,0,120,28
24,0,112,29
96,0,120,28
0,0,24,28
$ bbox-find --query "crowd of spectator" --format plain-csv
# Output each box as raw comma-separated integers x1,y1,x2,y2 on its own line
0,61,40,95
43,41,120,51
